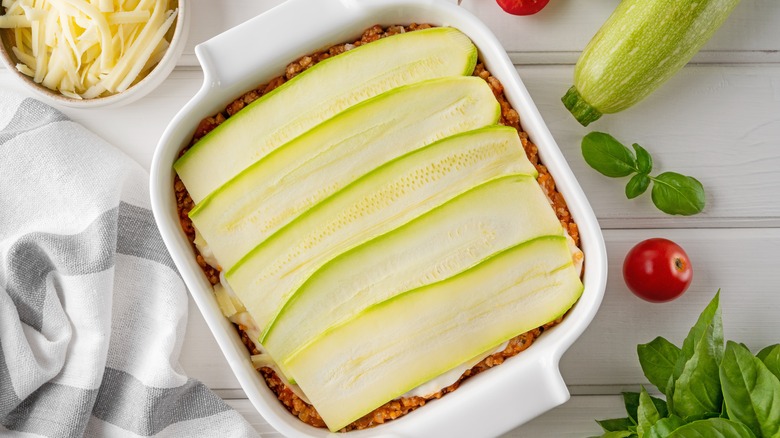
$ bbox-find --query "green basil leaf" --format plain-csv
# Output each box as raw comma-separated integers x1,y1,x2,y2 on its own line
638,337,681,394
665,376,676,413
626,173,651,199
582,132,638,177
625,392,669,424
756,344,779,361
598,417,636,432
633,143,653,174
670,293,723,420
671,322,723,420
757,344,780,381
638,387,663,438
650,172,705,215
625,392,641,423
720,341,780,438
645,415,686,438
675,292,723,378
666,418,756,438
596,432,636,438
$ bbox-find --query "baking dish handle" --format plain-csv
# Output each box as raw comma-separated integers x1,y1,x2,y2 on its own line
194,0,366,90
408,354,570,438
479,357,570,436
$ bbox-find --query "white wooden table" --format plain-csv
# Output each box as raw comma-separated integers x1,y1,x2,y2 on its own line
3,1,778,435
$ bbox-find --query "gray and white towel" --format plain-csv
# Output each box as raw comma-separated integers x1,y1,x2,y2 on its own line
0,90,259,437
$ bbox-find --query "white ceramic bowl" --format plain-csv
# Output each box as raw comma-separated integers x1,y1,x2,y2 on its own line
0,1,190,109
150,0,607,436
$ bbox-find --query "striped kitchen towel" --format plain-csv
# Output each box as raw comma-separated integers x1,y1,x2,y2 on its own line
0,90,259,437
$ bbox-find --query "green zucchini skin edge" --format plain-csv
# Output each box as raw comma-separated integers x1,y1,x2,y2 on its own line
563,0,741,126
561,86,602,126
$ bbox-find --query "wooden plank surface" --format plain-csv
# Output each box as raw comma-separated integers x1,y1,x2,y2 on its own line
519,64,780,228
2,1,776,67
562,228,780,389
177,0,780,66
2,0,778,434
0,69,202,171
459,0,780,64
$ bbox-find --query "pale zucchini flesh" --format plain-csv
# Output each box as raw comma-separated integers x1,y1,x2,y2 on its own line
562,0,740,126
262,175,563,367
225,126,537,337
174,27,479,202
285,235,584,431
188,76,499,271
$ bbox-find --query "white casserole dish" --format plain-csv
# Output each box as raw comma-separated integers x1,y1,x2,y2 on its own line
149,0,608,436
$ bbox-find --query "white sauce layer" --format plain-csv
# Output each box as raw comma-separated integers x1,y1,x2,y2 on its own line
401,341,509,398
194,228,220,268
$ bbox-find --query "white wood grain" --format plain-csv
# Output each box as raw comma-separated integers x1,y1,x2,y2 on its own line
225,395,625,437
0,68,202,170
180,0,458,66
519,64,780,228
2,3,777,432
177,0,780,66
561,227,780,388
1,1,777,69
179,0,285,66
506,395,624,437
458,0,780,64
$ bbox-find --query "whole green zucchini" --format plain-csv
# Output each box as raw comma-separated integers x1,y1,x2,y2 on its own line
562,0,740,126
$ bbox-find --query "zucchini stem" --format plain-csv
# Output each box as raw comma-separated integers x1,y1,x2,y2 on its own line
562,86,602,127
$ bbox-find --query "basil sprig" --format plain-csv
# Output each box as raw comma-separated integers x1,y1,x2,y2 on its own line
581,132,705,216
591,292,780,438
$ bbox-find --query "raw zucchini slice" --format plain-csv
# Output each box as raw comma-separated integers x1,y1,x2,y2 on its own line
189,76,499,271
285,235,584,431
225,126,537,336
262,175,563,366
175,27,479,202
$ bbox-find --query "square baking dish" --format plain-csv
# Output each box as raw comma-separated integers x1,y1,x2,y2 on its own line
150,0,608,436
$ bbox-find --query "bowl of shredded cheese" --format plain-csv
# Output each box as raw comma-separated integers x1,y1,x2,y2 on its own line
0,0,188,108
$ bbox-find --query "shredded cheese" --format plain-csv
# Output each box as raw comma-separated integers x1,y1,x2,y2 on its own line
0,0,177,98
0,13,29,27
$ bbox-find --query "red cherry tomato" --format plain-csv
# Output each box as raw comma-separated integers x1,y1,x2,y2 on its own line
496,0,550,16
623,238,693,303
